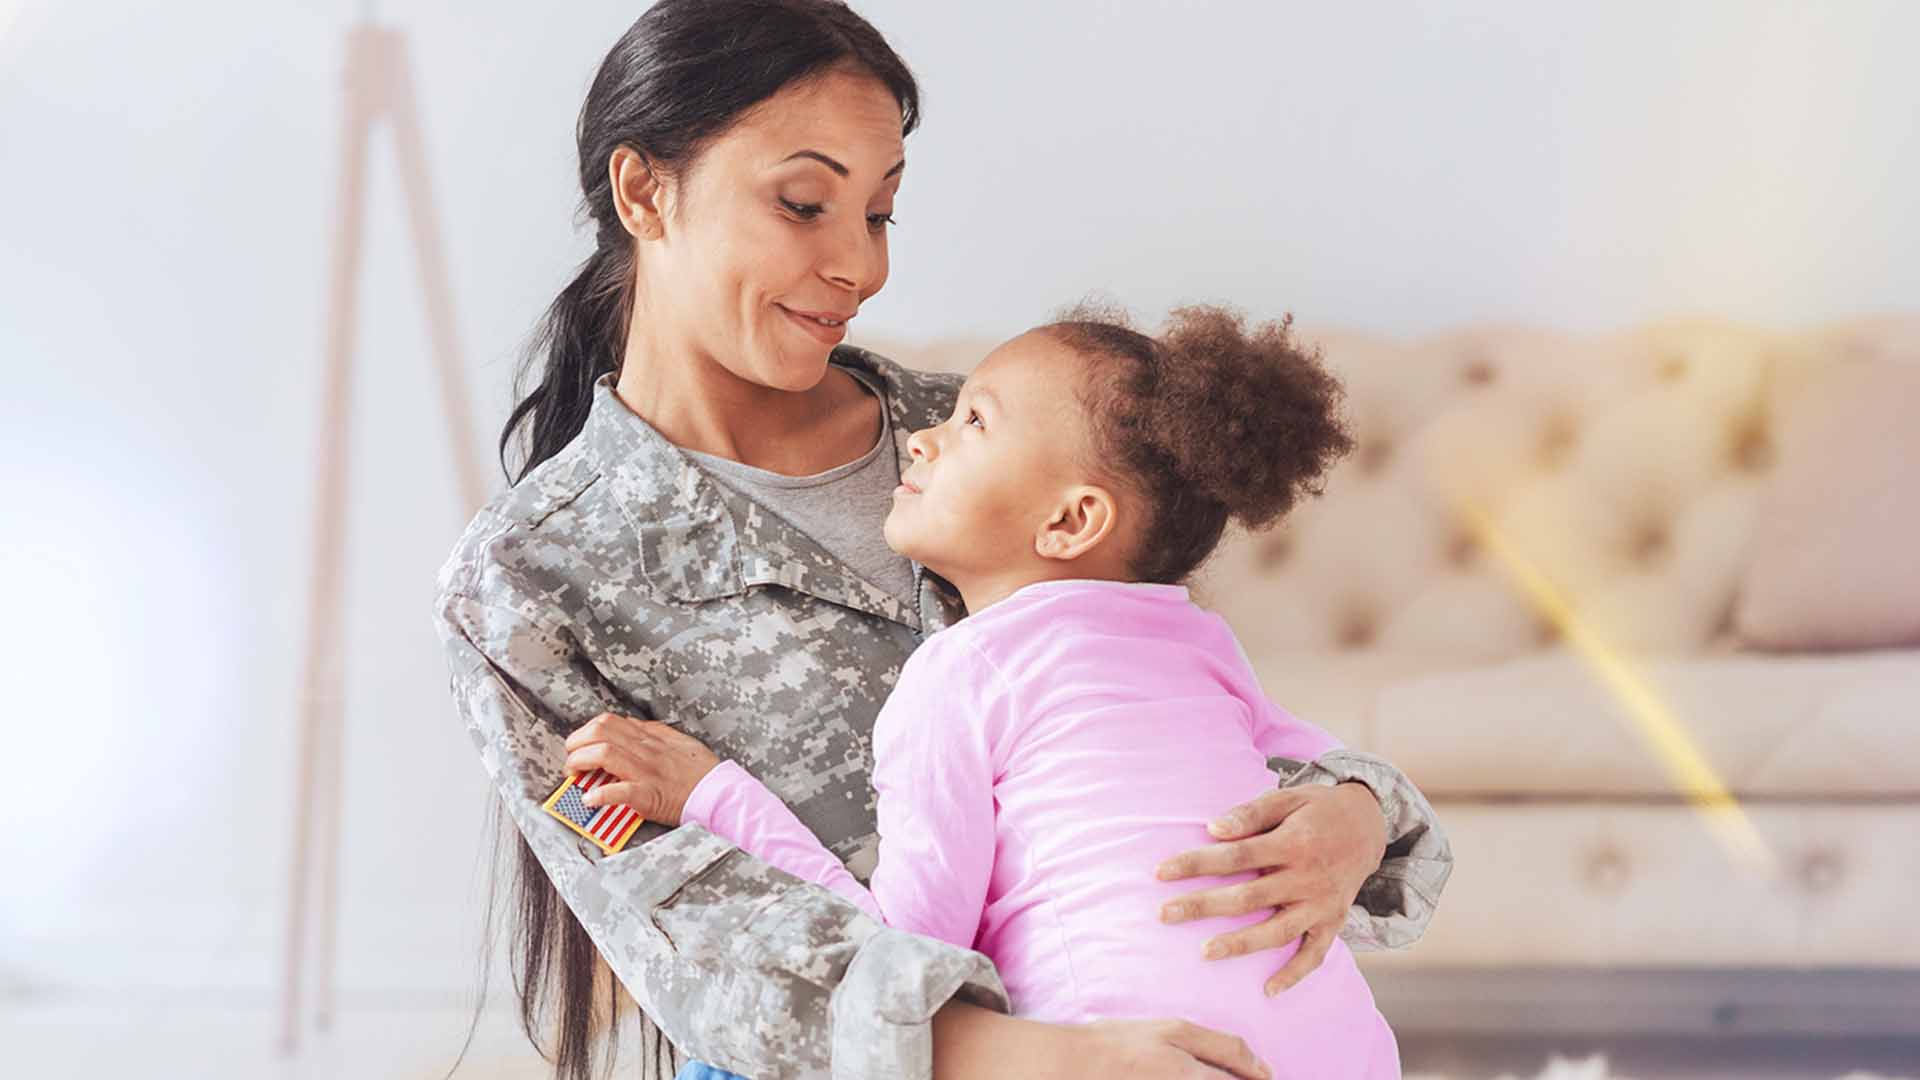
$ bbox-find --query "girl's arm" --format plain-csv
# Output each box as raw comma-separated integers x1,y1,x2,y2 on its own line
680,758,886,921
592,633,1003,952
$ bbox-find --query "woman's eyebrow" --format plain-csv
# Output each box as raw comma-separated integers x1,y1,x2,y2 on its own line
779,149,906,180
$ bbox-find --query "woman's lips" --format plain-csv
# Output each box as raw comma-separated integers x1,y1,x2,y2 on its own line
777,304,852,345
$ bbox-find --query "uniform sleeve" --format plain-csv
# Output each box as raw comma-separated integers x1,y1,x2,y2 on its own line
434,554,1008,1080
1269,747,1455,953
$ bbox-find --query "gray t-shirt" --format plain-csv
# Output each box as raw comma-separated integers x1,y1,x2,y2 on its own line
683,364,917,607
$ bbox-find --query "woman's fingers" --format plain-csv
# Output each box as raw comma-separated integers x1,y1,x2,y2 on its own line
1161,1019,1271,1080
1203,787,1314,841
1160,849,1321,922
1196,903,1317,962
564,736,653,782
1156,832,1283,884
1162,873,1279,925
565,711,635,750
1165,863,1332,924
1264,925,1336,996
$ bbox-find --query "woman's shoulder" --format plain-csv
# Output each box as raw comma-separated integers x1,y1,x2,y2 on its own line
434,441,616,607
832,344,963,425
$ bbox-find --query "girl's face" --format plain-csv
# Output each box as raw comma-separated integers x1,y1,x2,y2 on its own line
633,68,905,392
886,331,1111,588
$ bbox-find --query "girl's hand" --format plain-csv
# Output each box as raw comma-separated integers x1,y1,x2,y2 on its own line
1153,781,1387,996
561,711,721,827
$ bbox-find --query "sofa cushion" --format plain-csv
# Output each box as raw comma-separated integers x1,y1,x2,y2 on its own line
1733,353,1920,651
1238,652,1479,750
1355,803,1920,969
1368,648,1920,797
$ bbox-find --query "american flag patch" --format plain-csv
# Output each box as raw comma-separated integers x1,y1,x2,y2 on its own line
542,769,644,855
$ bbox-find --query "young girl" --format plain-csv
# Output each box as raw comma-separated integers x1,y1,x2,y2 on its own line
569,303,1397,1079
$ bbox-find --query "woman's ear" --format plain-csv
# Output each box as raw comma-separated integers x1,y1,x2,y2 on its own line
609,146,667,240
1035,485,1120,563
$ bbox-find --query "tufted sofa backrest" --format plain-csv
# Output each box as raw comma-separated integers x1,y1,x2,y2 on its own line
863,316,1914,662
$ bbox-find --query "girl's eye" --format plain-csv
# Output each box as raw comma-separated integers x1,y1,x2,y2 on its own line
965,409,983,429
780,198,824,221
867,211,898,231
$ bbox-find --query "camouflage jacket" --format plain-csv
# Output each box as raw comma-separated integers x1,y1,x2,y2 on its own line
431,347,1454,1080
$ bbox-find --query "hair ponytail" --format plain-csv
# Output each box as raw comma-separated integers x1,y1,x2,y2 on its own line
499,241,633,484
1047,301,1355,587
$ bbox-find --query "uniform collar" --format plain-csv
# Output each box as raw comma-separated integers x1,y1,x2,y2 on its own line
581,348,967,633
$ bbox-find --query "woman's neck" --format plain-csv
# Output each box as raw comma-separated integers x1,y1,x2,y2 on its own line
614,319,877,475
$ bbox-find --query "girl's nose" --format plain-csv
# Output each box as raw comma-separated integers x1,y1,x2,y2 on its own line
906,426,935,460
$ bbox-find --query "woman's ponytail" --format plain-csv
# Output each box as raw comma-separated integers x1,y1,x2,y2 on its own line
498,241,633,485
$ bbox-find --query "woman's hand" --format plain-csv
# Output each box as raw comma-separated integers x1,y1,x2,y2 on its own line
1073,1018,1272,1080
561,711,721,827
932,1001,1270,1080
1154,781,1387,996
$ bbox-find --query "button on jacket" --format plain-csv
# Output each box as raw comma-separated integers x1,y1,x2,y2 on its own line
431,347,1454,1080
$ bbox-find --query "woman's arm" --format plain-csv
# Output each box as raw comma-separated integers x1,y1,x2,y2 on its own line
435,580,1008,1079
1155,749,1453,993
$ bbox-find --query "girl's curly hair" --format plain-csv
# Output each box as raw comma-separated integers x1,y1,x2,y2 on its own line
1044,301,1355,585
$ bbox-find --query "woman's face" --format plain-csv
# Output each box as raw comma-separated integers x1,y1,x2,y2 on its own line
634,67,906,393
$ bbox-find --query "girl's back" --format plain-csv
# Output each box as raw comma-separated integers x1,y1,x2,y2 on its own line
877,578,1399,1079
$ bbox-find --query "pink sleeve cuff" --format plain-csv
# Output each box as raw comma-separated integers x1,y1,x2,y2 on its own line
681,757,751,832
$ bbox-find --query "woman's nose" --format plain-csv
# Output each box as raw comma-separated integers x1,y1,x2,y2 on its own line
820,220,882,294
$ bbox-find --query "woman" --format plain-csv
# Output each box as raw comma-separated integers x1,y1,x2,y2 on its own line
432,3,1453,1078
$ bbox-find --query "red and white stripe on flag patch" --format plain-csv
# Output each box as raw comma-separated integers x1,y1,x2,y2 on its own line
541,768,644,855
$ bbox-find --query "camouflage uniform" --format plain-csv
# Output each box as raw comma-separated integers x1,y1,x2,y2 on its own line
432,347,1454,1080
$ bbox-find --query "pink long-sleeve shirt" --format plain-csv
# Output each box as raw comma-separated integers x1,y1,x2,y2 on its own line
682,578,1400,1078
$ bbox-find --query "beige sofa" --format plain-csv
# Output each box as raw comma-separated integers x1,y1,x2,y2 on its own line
870,316,1920,1037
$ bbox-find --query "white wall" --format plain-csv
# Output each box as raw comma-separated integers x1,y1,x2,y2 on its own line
2,0,1916,1008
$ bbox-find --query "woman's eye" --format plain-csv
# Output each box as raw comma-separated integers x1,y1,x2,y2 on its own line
867,211,898,231
780,198,824,221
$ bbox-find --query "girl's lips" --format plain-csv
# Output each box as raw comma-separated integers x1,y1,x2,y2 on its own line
777,304,851,345
892,483,919,496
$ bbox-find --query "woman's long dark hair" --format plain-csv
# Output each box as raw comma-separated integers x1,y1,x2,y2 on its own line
497,0,921,485
460,3,921,1079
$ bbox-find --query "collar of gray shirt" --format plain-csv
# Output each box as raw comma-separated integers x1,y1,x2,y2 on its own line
575,347,968,632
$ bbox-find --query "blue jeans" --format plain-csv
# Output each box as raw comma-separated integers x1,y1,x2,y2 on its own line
674,1063,748,1080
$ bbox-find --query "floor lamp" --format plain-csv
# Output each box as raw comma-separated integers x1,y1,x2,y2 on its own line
280,19,486,1055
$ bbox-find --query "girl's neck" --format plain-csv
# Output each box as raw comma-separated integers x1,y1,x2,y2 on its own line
949,559,1136,617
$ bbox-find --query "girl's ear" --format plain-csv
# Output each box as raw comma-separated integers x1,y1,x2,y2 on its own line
1035,485,1120,563
609,146,667,240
